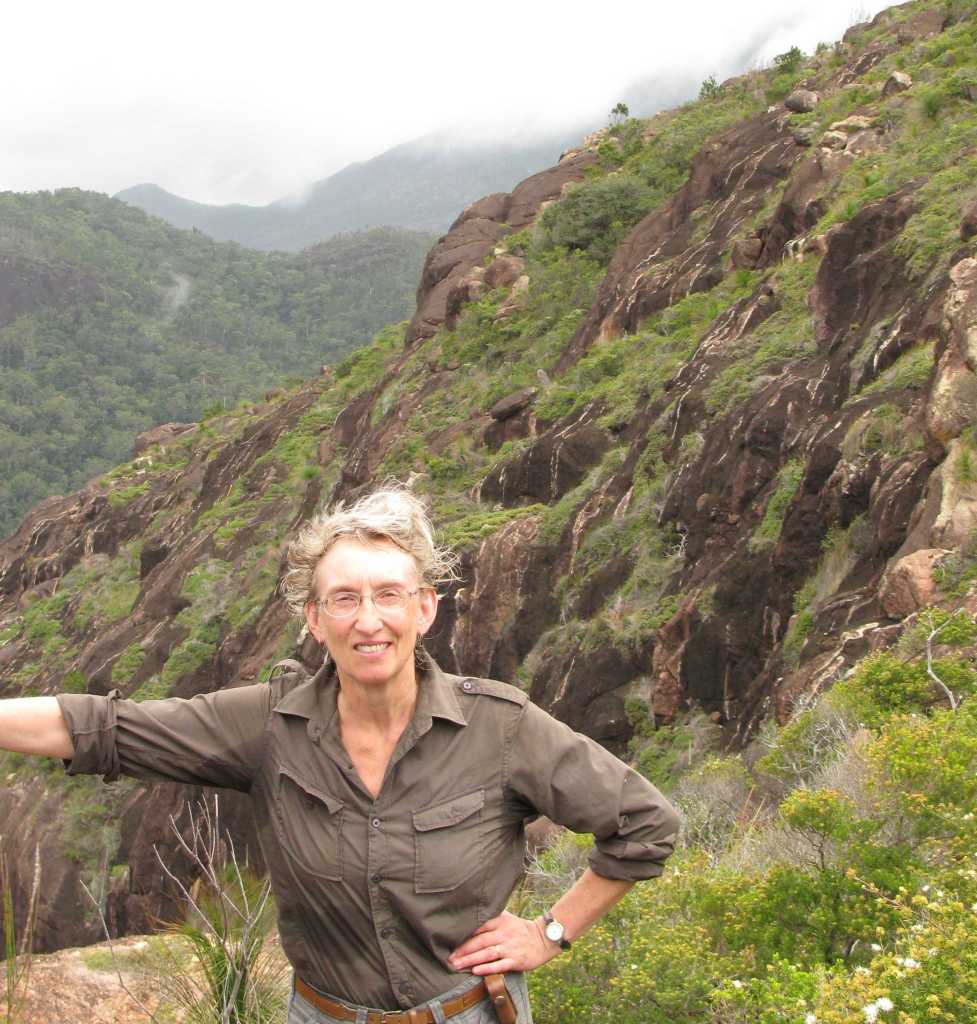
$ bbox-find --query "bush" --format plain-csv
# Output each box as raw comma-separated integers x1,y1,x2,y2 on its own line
537,174,654,263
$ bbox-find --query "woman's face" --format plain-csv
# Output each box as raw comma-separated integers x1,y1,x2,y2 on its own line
304,537,437,693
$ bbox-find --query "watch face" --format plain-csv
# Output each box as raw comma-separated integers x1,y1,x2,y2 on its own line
545,920,563,942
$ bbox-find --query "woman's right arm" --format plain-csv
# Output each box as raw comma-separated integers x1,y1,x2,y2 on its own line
0,697,74,759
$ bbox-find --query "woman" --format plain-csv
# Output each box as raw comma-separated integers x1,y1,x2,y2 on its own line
0,487,680,1023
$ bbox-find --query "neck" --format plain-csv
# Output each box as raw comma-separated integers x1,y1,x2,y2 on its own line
336,666,418,733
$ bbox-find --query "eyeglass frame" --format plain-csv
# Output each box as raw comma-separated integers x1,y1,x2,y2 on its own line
312,586,433,619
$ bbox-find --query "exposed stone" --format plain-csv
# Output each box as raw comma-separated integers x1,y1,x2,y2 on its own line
731,235,764,269
489,386,538,422
926,347,977,447
819,130,849,150
791,124,817,147
444,267,486,329
882,71,913,97
929,440,977,549
785,89,820,113
132,422,196,456
138,539,169,579
829,115,873,132
897,8,946,43
494,274,530,320
960,199,977,242
483,254,525,290
880,548,948,618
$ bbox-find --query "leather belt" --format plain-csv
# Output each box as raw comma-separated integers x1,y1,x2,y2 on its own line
295,977,490,1024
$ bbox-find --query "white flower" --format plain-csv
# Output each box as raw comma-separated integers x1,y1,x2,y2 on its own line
871,943,882,952
855,966,871,975
806,1015,818,1024
732,979,743,989
903,957,919,969
863,1004,879,1023
922,885,930,893
876,997,894,1012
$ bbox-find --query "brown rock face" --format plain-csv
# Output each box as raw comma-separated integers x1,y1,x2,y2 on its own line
880,548,948,616
405,151,597,346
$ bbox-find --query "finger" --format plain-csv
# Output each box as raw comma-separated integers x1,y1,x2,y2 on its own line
471,954,516,976
449,932,498,961
449,938,503,969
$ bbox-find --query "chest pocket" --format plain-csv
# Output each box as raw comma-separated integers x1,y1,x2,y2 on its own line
412,788,485,894
274,767,345,882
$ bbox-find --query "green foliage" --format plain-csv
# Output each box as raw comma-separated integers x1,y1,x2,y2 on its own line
437,504,546,549
73,543,142,631
631,722,693,790
750,459,805,552
774,46,804,73
699,75,722,100
0,189,433,535
856,343,935,399
537,173,654,263
841,402,924,459
706,258,819,417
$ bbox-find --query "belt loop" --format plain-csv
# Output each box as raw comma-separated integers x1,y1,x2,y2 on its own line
355,1010,368,1024
428,1000,447,1024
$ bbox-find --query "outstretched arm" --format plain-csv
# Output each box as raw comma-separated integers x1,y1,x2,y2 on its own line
0,697,74,759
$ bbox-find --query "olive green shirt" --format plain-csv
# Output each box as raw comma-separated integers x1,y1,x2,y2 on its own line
56,655,680,1010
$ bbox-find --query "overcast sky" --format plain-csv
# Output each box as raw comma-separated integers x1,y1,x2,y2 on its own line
2,0,893,207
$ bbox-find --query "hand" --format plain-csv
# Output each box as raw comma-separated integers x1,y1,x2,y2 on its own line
447,910,558,975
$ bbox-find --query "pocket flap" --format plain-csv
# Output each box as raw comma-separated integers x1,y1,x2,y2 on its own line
279,767,344,815
412,789,485,832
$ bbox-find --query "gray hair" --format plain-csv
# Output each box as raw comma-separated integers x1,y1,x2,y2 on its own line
281,485,460,616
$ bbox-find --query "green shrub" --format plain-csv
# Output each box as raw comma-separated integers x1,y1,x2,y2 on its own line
537,174,654,263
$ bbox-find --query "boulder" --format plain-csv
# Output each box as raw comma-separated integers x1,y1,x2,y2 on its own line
819,130,849,150
882,71,912,98
731,235,764,268
791,124,817,146
494,275,530,320
488,387,538,422
132,422,196,456
483,254,525,290
785,89,820,113
880,548,948,618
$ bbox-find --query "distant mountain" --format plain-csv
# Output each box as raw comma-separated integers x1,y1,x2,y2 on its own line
0,189,434,535
115,132,583,251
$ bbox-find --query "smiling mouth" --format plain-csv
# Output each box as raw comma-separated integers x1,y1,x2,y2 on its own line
354,642,391,653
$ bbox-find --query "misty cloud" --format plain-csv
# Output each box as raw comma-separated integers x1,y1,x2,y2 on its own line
1,0,890,206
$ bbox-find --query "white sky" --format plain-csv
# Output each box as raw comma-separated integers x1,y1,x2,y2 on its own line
1,0,893,206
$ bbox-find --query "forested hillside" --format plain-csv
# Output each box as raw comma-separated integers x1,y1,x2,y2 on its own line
0,190,434,535
2,1,977,1020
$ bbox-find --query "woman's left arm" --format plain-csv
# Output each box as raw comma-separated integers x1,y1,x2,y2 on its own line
448,867,633,974
449,698,681,975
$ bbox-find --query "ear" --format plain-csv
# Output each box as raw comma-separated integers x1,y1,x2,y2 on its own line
416,588,438,637
304,601,326,645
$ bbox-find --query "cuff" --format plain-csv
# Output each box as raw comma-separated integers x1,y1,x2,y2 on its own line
55,691,122,781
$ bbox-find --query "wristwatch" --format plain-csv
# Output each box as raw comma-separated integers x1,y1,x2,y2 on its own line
542,910,572,951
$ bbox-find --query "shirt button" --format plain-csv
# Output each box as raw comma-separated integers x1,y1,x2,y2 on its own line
399,984,412,995
371,873,382,884
462,680,473,691
380,927,392,939
371,817,381,829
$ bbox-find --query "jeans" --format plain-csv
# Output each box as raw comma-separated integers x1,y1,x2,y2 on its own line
286,973,534,1024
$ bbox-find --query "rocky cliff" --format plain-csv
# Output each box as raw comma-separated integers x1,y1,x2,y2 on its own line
2,0,977,953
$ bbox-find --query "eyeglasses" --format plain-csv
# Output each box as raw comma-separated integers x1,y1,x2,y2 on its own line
315,587,423,619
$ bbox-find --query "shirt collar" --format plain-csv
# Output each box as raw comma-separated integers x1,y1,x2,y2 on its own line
270,650,468,729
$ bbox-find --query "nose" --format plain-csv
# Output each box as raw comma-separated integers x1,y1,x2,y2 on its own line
352,595,384,631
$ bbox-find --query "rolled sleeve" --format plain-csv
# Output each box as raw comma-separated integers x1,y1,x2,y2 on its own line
506,700,680,882
55,685,271,791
